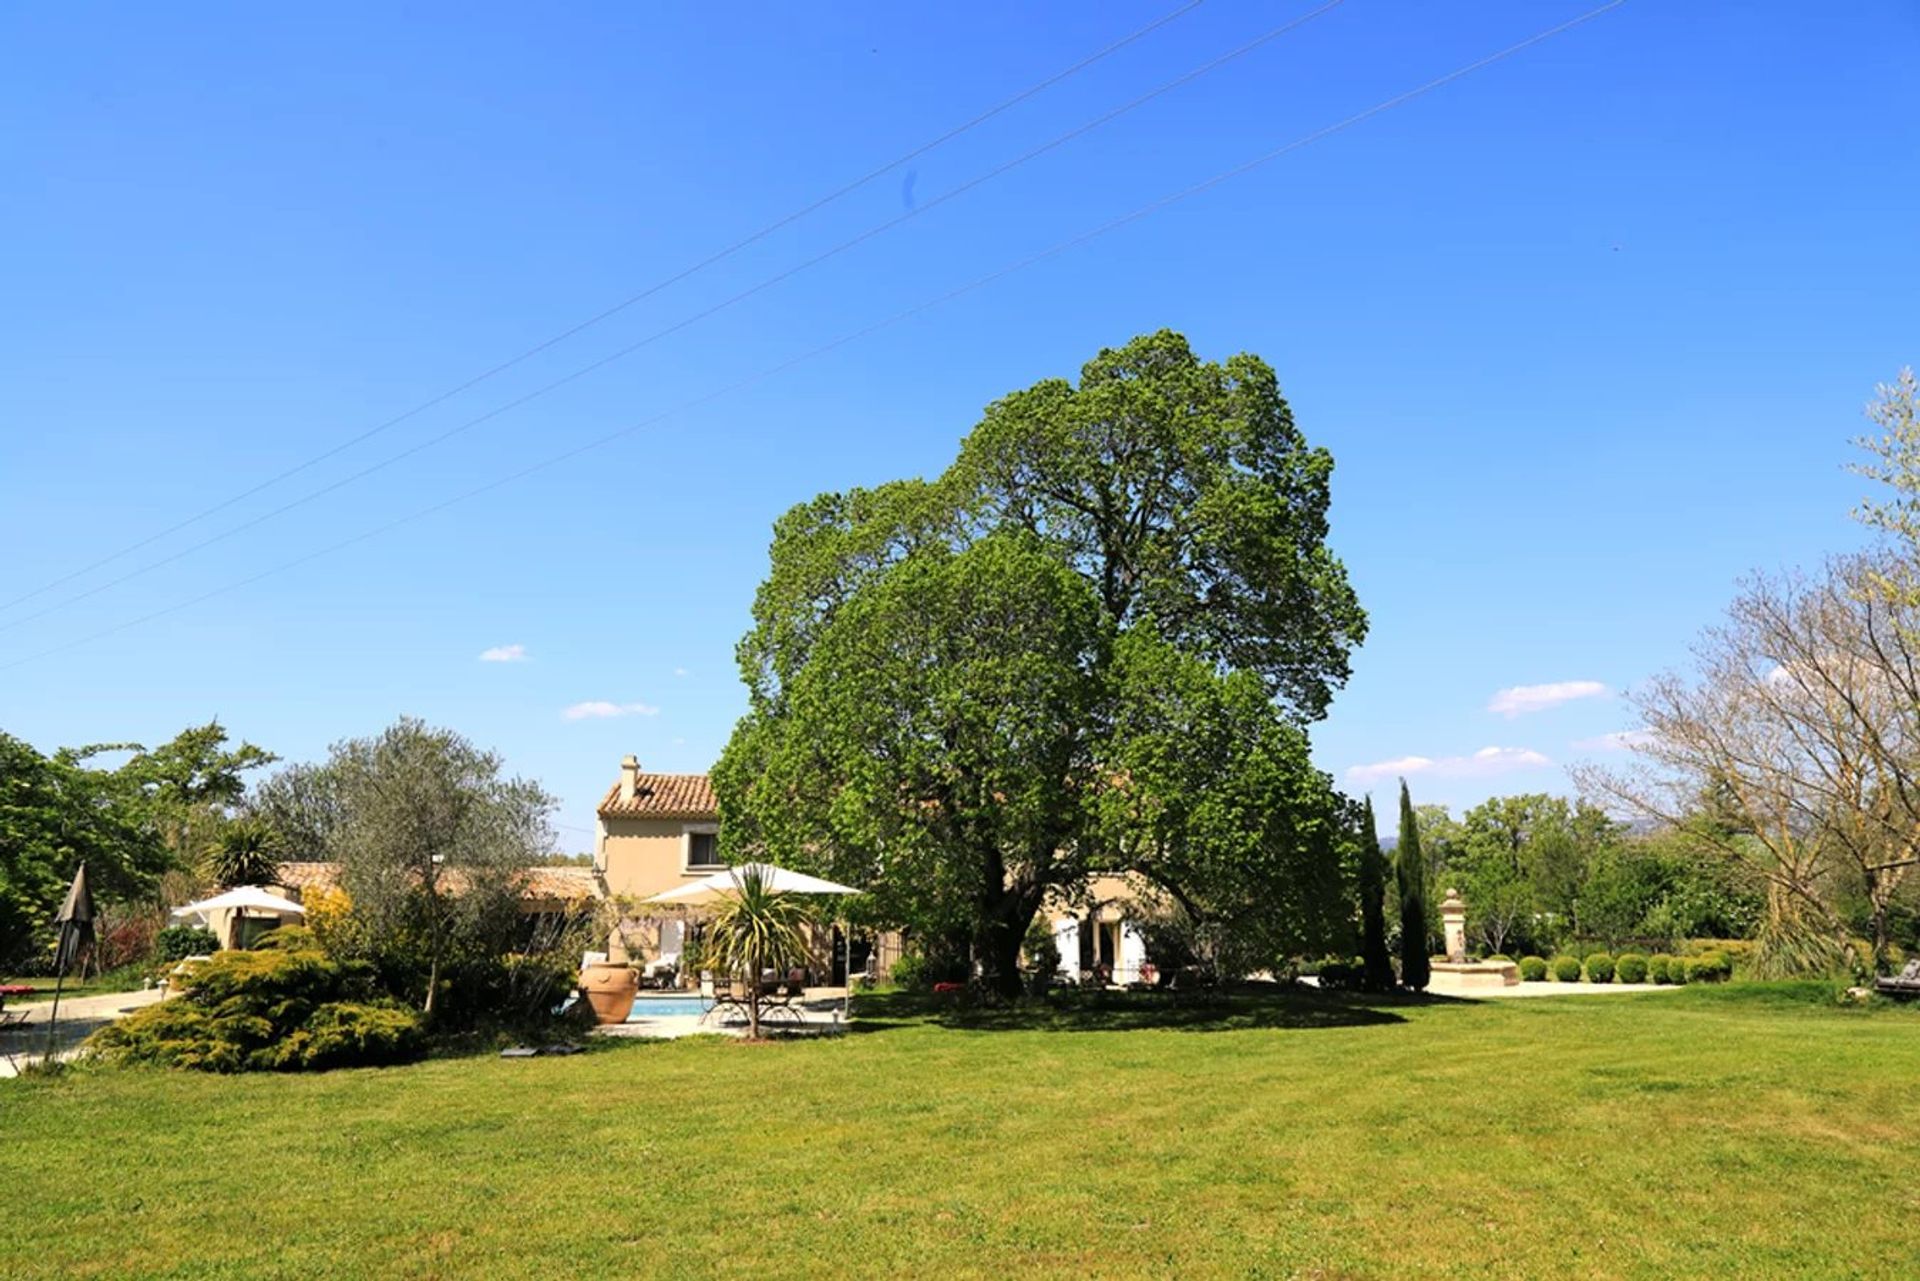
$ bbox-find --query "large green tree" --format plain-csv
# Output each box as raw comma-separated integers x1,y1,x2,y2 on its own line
63,721,278,870
719,332,1366,994
0,732,167,968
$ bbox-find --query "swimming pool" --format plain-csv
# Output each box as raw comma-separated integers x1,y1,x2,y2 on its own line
625,997,713,1020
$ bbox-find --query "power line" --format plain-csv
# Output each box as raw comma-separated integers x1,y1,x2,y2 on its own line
0,0,1345,637
0,0,1206,616
0,0,1626,677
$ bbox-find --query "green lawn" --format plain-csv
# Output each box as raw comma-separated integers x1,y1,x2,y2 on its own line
3,985,1917,1279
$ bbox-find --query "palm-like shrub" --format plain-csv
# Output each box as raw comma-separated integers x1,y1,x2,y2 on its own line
203,818,284,889
699,865,815,1039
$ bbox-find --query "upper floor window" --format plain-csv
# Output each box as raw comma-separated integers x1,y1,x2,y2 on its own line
685,827,722,870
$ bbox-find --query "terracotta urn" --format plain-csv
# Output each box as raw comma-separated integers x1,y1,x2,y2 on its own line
580,961,639,1025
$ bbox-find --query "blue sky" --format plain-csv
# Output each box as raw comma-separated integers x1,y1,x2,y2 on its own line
3,1,1916,845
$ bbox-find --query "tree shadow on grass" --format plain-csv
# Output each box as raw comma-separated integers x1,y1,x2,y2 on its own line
845,982,1457,1036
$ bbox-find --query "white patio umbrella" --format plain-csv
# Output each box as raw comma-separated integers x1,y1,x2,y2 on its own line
643,863,862,1020
644,863,861,904
171,885,305,948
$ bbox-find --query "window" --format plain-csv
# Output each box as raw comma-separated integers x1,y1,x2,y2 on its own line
685,827,721,869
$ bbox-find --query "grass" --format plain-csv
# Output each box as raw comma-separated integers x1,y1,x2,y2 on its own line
3,983,1917,1279
1,964,151,1003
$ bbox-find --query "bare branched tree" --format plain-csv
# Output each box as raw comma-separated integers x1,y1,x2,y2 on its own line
1576,554,1920,973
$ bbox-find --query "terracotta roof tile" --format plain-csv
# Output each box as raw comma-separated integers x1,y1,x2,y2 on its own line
272,860,603,902
277,861,341,892
596,772,717,819
519,866,603,900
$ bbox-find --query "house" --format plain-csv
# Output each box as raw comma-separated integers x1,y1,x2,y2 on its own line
594,755,1173,985
594,755,897,981
1045,874,1158,985
268,860,602,949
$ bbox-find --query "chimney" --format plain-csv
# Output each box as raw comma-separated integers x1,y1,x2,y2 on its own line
619,754,639,802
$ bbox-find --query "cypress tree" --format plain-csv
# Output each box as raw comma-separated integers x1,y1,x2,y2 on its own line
1357,795,1395,991
1395,779,1430,991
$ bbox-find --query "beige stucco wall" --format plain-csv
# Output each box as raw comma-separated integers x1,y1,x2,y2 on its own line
596,815,720,900
597,813,721,965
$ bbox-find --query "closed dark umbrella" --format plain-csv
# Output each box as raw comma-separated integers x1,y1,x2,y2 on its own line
44,862,98,1059
53,862,98,972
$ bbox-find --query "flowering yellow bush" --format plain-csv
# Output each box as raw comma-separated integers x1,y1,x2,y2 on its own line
302,885,355,954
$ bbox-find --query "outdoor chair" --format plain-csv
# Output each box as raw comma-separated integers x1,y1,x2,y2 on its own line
756,968,807,1018
0,987,31,1032
1874,958,1920,999
701,976,751,1026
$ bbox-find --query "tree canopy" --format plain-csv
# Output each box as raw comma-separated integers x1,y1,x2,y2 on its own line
718,332,1365,992
256,717,555,1016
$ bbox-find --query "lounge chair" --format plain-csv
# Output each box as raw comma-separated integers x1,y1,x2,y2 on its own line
642,952,680,990
1875,959,1920,999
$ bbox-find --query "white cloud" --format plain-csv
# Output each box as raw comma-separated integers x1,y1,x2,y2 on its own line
1488,680,1608,718
478,644,529,663
1572,729,1658,752
1346,745,1553,785
562,700,661,721
673,667,689,678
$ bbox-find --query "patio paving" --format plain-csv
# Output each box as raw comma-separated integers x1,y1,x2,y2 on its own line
599,990,853,1040
0,987,163,1077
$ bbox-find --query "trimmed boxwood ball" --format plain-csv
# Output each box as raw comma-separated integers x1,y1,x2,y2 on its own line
1686,951,1733,983
1551,955,1583,983
1667,956,1689,985
1615,953,1649,984
1648,955,1672,984
1519,955,1549,981
1584,952,1616,984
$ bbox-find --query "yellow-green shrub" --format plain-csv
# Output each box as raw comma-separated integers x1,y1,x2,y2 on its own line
88,926,422,1072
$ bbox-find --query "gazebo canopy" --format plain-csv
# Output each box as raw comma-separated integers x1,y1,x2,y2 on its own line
171,885,308,921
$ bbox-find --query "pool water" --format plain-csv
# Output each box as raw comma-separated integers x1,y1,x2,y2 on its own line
625,997,713,1020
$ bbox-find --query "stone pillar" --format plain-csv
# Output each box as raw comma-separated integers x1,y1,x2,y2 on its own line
1440,888,1467,964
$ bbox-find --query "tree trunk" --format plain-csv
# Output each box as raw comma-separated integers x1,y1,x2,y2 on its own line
747,944,762,1040
1868,870,1889,975
976,909,1029,999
